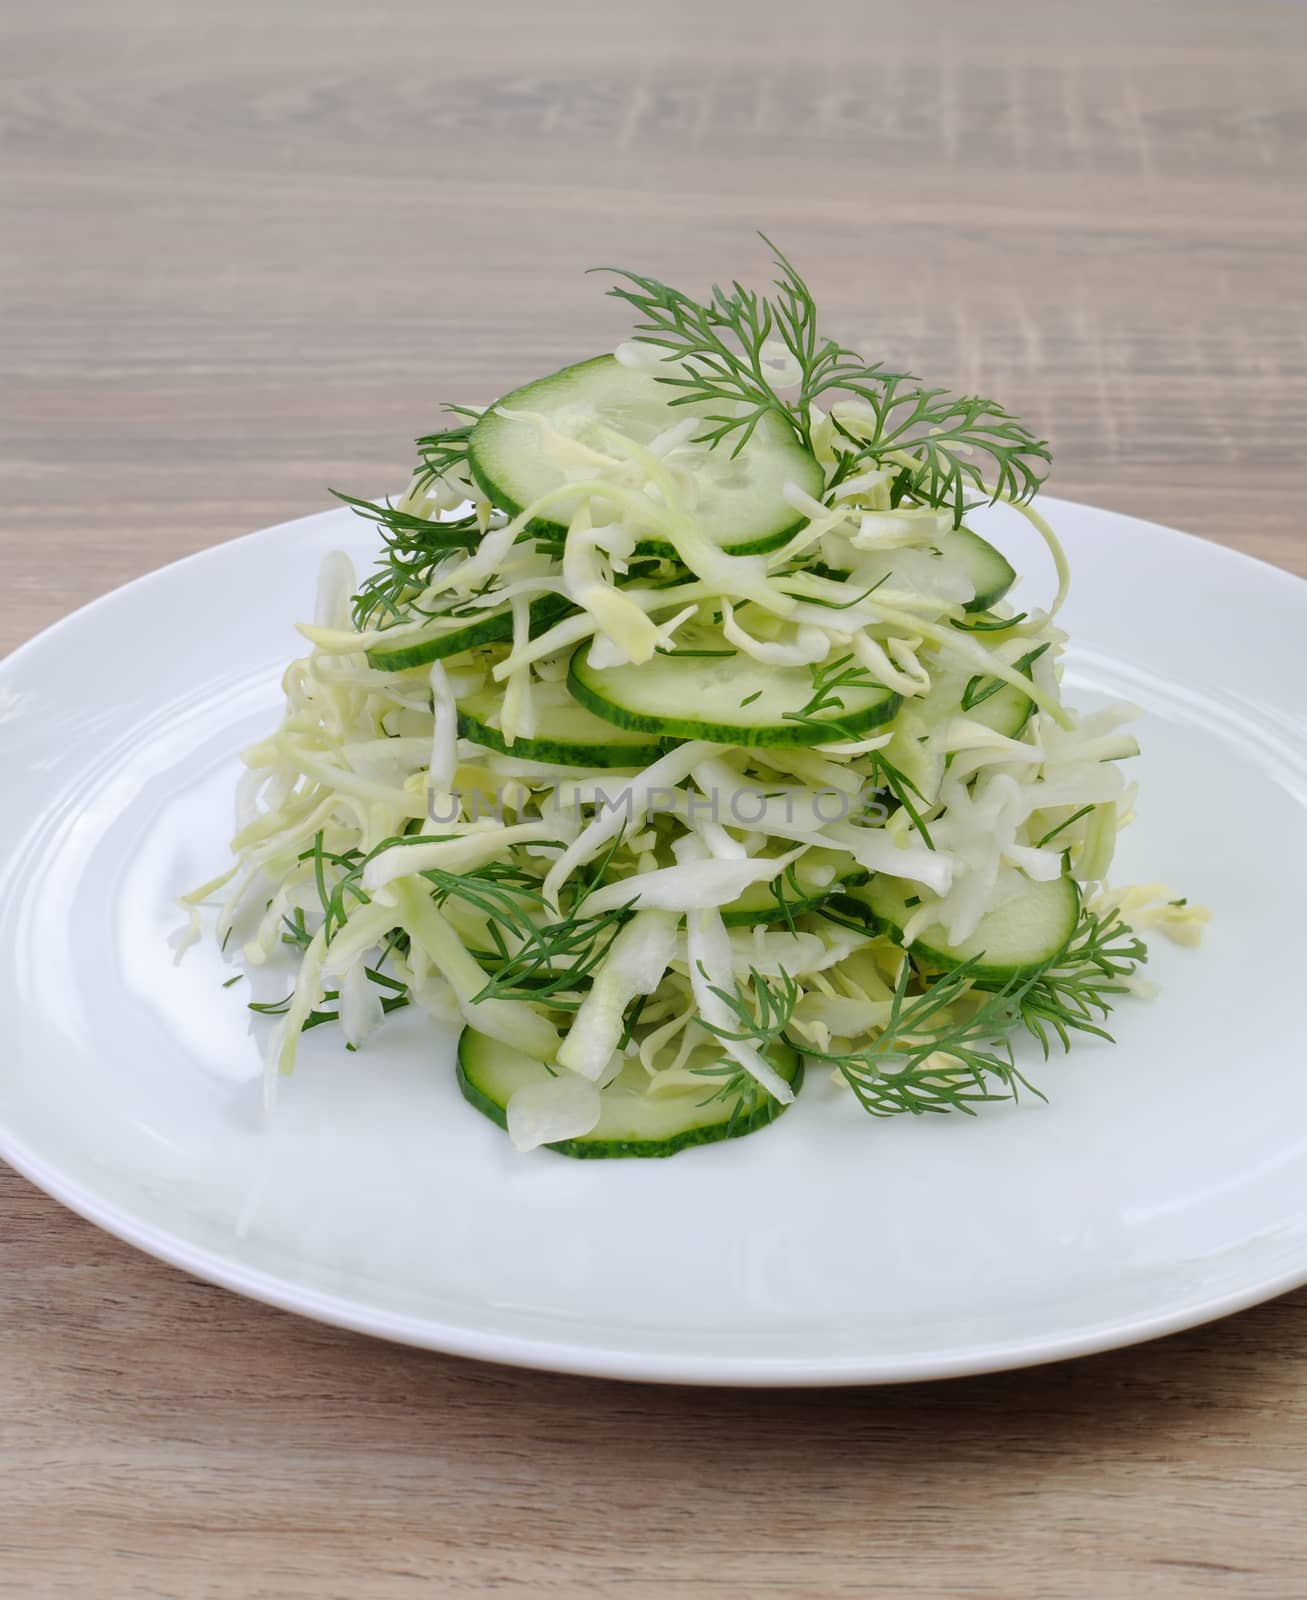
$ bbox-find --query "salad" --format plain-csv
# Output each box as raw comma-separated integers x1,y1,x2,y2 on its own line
187,243,1207,1157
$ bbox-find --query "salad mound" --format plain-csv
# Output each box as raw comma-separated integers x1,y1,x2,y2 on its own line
188,244,1207,1157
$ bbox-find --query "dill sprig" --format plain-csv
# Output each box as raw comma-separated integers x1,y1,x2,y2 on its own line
827,384,1048,523
960,642,1050,713
469,831,637,1009
302,834,373,943
412,416,477,488
690,967,802,1127
783,652,881,740
269,828,645,1027
760,861,822,934
600,238,1049,522
685,1057,778,1135
330,491,480,555
595,262,804,455
339,418,483,628
803,958,1044,1117
682,901,1151,1123
470,898,631,1011
863,747,936,849
249,971,410,1034
798,906,1148,1116
951,610,1030,633
1034,805,1096,849
701,965,801,1057
336,492,482,629
986,908,1148,1057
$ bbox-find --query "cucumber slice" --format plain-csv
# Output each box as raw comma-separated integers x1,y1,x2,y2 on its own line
366,593,573,672
938,528,1016,613
457,684,667,768
848,872,1080,978
457,1028,804,1158
469,354,824,556
568,632,901,749
720,847,865,925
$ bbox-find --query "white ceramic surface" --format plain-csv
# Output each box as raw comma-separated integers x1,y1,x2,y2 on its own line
2,498,1305,1385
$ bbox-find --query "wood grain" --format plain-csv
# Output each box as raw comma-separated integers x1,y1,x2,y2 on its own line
2,1,1305,1594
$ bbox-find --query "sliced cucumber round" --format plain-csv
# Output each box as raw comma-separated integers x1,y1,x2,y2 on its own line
936,528,1016,613
366,593,573,673
456,1028,804,1158
457,684,667,768
848,871,1080,977
469,354,824,556
720,847,865,926
568,632,901,749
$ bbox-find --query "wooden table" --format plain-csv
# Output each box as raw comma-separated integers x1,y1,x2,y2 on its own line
3,2,1305,1593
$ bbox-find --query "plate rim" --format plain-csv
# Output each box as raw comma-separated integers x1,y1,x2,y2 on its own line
4,494,1307,1386
8,1116,1307,1386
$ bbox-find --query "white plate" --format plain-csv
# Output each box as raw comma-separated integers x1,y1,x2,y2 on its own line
3,498,1306,1385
